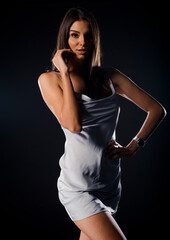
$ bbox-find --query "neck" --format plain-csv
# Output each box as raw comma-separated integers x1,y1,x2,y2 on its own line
68,56,91,77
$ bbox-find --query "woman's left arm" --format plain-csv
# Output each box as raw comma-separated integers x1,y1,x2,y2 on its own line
105,68,167,159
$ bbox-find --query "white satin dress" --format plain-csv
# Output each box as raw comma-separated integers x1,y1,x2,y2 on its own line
57,77,121,221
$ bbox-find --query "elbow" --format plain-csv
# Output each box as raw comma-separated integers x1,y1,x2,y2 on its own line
61,120,82,133
60,112,82,133
158,105,167,120
69,124,82,133
147,103,167,123
154,104,167,121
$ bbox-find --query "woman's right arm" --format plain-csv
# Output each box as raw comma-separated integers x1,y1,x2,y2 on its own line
37,50,82,133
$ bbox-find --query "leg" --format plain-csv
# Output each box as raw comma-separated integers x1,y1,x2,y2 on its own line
79,231,91,240
74,211,127,240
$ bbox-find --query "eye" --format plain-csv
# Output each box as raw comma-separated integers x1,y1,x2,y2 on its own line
71,33,79,38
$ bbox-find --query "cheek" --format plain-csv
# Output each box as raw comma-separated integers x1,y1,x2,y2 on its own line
68,38,77,50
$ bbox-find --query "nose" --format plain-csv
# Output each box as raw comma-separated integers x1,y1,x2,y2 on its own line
79,35,86,46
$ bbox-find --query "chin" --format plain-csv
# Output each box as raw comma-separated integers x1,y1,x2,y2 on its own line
76,54,88,61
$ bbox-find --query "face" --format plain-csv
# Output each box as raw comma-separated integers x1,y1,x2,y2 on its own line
68,20,93,61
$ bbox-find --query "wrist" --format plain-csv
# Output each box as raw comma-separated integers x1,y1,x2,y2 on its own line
60,70,69,79
126,139,139,153
133,136,146,147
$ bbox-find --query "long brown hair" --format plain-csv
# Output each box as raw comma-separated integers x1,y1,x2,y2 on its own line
51,7,112,99
51,7,101,73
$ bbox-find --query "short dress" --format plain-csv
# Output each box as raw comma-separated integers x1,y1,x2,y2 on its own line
57,76,121,221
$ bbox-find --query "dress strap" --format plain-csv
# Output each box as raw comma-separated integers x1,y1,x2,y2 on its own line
54,71,62,79
48,70,62,79
109,79,115,94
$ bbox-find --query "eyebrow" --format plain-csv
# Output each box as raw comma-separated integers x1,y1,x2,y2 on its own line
70,30,91,33
70,30,80,33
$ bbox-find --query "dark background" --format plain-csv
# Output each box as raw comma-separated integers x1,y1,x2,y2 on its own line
1,0,169,239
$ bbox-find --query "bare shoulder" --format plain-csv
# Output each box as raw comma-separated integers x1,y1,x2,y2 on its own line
104,67,123,86
38,71,61,87
105,67,122,78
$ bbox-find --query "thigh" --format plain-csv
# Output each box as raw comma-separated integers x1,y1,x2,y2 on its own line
79,231,91,240
74,211,127,240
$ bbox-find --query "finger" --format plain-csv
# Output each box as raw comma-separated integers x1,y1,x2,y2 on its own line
110,147,124,158
54,49,71,57
61,49,75,61
107,149,121,159
104,147,115,154
108,140,116,146
109,154,121,160
105,145,121,153
109,148,131,159
107,146,127,158
105,148,119,159
61,49,73,54
104,143,118,152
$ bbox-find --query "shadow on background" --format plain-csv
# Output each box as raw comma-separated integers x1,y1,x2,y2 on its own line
1,1,169,239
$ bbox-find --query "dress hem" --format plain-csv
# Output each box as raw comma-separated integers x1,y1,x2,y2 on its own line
69,209,116,222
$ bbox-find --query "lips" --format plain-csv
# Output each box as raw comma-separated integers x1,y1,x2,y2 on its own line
77,48,87,51
77,49,88,54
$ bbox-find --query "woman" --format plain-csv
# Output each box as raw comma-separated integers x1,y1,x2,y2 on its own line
38,7,166,240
